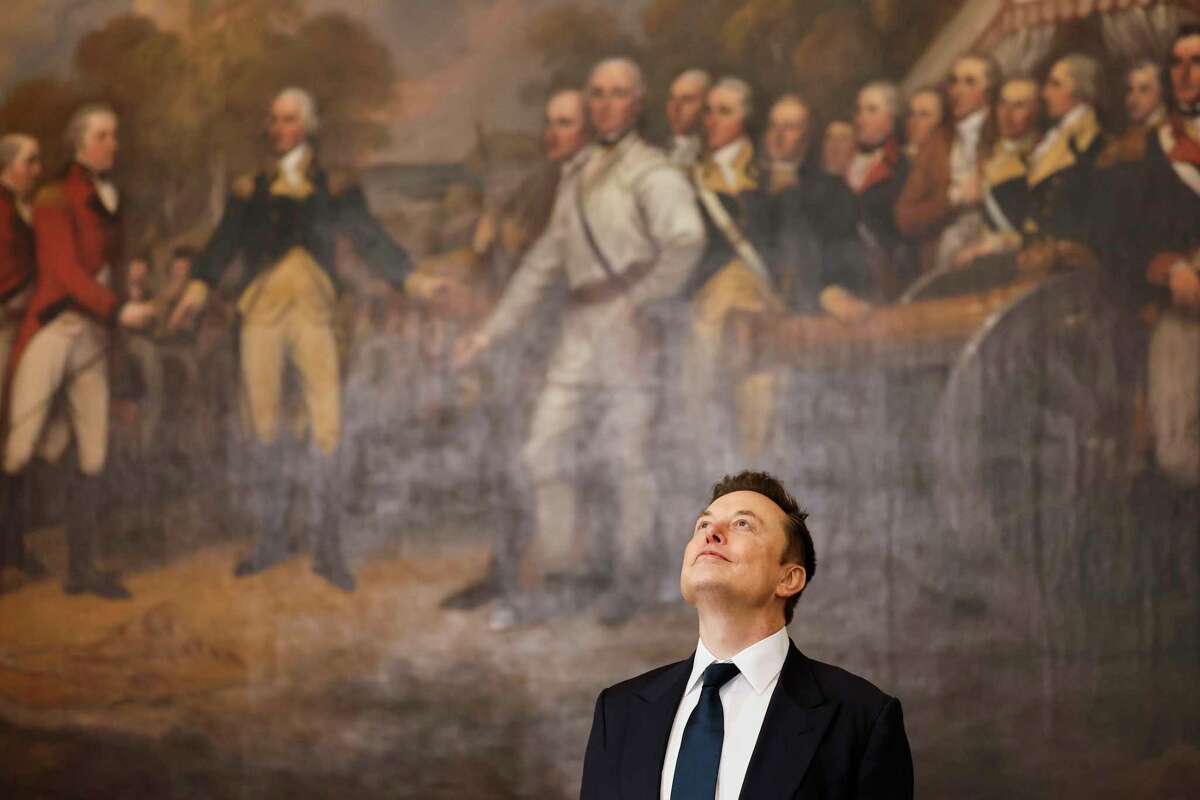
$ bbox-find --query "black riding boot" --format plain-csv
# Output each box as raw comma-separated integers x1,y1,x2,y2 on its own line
309,448,355,592
65,473,130,599
235,441,291,577
0,472,47,582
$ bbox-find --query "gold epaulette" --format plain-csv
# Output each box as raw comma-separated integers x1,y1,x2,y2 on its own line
1098,128,1148,168
326,168,360,197
231,173,257,200
33,183,67,209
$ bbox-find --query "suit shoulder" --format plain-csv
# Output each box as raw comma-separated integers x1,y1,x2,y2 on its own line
806,657,894,712
231,172,258,200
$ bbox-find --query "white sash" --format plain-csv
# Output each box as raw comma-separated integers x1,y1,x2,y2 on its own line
691,165,774,288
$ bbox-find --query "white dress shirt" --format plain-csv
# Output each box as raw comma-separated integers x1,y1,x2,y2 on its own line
660,626,791,800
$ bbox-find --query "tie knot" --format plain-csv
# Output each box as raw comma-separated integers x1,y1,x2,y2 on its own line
701,662,740,689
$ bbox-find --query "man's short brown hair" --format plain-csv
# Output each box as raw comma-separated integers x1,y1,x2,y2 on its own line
710,470,816,624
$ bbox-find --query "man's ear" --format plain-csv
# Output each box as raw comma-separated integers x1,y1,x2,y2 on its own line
776,563,806,600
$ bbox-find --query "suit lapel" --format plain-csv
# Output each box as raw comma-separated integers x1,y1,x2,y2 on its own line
737,644,838,800
620,655,693,800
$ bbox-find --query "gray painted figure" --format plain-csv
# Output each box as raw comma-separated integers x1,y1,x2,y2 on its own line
456,56,705,626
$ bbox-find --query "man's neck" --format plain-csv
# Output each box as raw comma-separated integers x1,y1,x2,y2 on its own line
0,177,21,201
76,158,108,178
696,602,787,660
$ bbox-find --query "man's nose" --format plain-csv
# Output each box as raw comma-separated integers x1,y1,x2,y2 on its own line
704,523,726,545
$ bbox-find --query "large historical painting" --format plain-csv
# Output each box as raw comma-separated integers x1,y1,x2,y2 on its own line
0,0,1198,797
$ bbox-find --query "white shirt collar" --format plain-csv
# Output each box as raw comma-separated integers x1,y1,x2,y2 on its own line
279,142,311,181
713,137,749,169
688,626,790,697
711,137,750,188
956,107,988,142
1054,103,1089,134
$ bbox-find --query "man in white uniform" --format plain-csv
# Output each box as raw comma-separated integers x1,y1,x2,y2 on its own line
457,57,706,626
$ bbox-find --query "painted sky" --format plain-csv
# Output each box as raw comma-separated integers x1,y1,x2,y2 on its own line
0,0,641,164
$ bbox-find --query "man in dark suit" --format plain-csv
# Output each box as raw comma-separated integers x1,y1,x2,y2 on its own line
581,470,913,799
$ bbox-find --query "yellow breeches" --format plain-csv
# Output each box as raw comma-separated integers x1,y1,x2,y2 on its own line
691,259,784,461
237,248,341,454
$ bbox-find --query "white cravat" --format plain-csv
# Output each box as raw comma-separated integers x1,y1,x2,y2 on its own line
1030,104,1089,168
93,177,118,215
278,142,311,189
948,108,987,203
671,134,702,167
847,147,883,193
711,137,750,190
660,626,791,800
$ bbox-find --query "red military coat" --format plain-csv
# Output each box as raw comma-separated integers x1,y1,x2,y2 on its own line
0,184,35,320
6,163,123,383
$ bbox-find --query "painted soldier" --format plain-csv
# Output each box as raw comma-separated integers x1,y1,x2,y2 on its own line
685,76,781,469
896,53,1001,275
847,81,912,299
952,77,1041,269
0,133,44,588
1117,26,1200,488
456,57,705,626
441,87,593,612
1021,54,1108,253
665,69,712,169
170,87,437,592
3,105,159,598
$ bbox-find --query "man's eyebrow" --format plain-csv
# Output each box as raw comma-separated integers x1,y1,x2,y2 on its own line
734,509,763,521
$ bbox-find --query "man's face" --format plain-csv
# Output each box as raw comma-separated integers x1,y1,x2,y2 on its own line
855,88,895,149
1170,35,1200,109
666,73,707,136
268,95,308,156
997,80,1039,140
822,121,856,175
3,139,42,197
764,101,809,163
947,58,990,120
126,258,149,286
1125,66,1163,124
702,86,747,152
169,256,193,282
1042,61,1080,121
587,63,642,140
543,92,589,162
77,113,118,174
680,490,804,615
905,91,943,150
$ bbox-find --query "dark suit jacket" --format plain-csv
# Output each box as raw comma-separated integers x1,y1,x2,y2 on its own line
580,642,913,800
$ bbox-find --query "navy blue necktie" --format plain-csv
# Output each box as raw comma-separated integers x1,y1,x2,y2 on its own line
671,662,741,800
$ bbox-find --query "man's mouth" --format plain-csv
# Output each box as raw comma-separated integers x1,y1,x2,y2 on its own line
696,550,730,563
